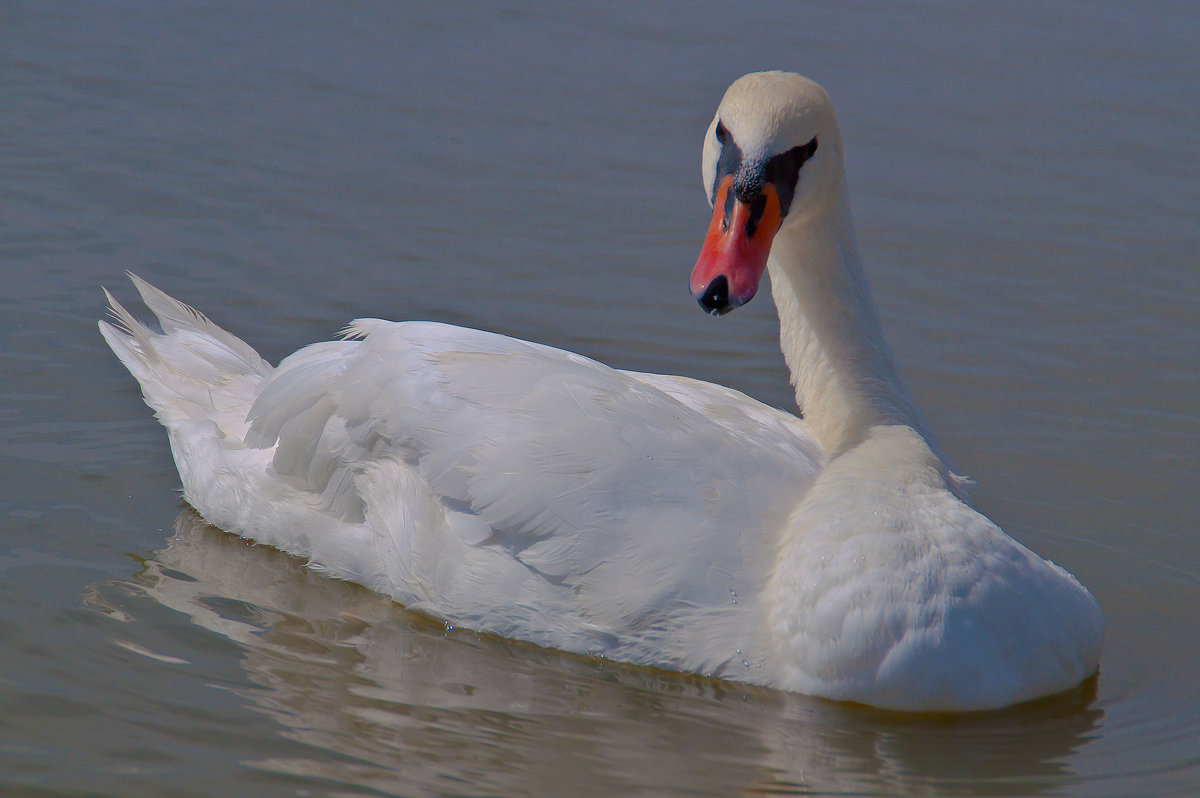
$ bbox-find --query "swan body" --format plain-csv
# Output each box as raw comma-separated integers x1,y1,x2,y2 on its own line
100,72,1102,710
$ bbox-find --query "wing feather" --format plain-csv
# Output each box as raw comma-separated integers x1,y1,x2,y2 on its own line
243,319,824,635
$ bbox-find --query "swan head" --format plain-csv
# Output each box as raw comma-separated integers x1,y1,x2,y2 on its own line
691,72,845,315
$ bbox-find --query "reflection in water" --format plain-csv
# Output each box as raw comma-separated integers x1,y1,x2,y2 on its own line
94,510,1104,796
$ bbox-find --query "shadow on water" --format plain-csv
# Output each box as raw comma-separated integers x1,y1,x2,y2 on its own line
86,510,1105,797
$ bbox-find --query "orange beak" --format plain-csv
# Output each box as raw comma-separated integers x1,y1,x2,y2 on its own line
689,175,783,315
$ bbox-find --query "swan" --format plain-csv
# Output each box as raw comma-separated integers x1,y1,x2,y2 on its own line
99,71,1102,711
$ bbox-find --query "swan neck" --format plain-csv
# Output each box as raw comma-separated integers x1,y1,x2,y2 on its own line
768,189,928,456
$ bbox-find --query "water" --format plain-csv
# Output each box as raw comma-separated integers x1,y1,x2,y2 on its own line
3,1,1198,794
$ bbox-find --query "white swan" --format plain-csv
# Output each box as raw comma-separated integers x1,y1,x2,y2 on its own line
100,71,1102,711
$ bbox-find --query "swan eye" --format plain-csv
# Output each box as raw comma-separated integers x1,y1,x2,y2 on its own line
715,120,730,146
761,136,820,217
800,136,818,163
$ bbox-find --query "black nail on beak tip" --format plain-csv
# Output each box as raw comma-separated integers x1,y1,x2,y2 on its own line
697,275,733,315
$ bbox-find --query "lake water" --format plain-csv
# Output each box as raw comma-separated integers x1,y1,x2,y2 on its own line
3,0,1198,795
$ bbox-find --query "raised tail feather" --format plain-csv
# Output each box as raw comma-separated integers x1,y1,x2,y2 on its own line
99,273,274,429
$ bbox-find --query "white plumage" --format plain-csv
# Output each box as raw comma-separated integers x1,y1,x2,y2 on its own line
100,72,1102,710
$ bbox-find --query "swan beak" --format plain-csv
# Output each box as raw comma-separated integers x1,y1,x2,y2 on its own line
690,175,782,315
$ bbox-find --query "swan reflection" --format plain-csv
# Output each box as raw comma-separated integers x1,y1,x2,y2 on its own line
96,510,1103,796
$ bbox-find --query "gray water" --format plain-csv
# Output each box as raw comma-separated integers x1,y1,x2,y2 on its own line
3,1,1199,795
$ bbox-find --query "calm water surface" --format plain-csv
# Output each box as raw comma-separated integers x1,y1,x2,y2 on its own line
3,1,1198,795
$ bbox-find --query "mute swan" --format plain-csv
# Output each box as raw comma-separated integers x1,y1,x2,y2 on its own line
100,71,1102,711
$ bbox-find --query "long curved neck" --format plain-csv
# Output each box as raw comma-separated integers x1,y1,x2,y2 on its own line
767,188,931,457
